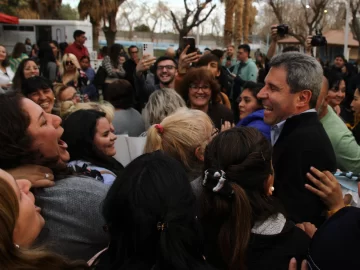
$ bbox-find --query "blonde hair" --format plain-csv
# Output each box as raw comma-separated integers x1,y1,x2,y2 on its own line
53,83,73,102
60,101,115,122
144,108,213,178
59,53,81,83
142,88,186,128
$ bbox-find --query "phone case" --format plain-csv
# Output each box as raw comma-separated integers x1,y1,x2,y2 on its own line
143,43,154,57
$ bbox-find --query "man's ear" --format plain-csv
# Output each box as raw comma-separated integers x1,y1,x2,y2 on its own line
297,90,312,108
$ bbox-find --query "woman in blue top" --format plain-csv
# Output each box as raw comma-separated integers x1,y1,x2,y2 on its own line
236,81,271,140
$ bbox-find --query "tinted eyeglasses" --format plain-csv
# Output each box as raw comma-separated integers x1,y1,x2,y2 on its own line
65,61,74,66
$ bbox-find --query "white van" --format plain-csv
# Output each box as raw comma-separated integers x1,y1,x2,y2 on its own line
0,19,93,53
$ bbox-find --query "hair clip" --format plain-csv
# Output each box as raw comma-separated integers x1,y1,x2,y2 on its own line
157,222,168,232
213,170,226,192
202,170,209,186
154,124,164,134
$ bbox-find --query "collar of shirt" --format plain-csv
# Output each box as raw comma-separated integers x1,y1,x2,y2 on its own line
270,108,317,146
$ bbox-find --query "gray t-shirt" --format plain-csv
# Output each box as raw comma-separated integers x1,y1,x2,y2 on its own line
34,176,109,261
112,108,145,137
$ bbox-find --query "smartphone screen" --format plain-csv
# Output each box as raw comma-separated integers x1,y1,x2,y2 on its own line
183,37,197,54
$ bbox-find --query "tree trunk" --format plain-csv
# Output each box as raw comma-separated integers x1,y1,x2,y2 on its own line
234,0,244,44
243,0,251,43
224,0,236,46
103,27,116,47
178,29,189,49
92,23,100,52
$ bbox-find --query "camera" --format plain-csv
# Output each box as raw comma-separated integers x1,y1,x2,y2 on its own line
311,29,327,47
276,24,289,37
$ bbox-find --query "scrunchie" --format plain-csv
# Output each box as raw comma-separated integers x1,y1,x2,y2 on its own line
202,169,234,199
155,124,164,134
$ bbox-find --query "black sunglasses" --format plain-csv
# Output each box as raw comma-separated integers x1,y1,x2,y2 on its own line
65,61,74,66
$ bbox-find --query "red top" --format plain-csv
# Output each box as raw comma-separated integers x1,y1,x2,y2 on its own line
64,42,89,62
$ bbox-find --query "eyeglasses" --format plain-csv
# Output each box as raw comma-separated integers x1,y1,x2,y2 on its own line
65,61,74,66
189,84,211,92
157,65,176,71
211,128,219,137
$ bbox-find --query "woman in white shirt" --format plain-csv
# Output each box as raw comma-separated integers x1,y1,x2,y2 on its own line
0,45,14,92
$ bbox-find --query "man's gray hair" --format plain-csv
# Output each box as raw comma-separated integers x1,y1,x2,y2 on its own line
270,52,323,108
142,88,186,128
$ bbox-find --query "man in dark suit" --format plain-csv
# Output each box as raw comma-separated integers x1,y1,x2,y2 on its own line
257,52,336,227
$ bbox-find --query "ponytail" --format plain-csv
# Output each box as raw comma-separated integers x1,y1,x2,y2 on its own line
144,124,163,153
219,184,251,270
201,169,251,270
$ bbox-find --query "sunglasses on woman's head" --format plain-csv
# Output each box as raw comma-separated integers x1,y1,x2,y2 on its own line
65,61,74,66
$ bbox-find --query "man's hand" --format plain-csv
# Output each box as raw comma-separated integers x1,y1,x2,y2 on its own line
136,54,157,74
178,45,200,73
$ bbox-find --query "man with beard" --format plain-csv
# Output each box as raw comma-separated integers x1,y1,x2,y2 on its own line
134,56,177,104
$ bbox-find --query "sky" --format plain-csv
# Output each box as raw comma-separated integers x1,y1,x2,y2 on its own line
62,0,183,9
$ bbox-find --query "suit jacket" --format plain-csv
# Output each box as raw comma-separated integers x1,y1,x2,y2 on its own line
273,112,336,227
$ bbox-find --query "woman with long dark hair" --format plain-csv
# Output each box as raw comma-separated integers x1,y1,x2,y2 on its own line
196,127,310,270
12,58,40,90
38,41,58,82
62,109,124,184
0,92,109,261
92,151,215,270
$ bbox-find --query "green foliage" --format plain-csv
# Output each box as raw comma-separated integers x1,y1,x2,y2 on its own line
58,4,79,20
134,24,151,32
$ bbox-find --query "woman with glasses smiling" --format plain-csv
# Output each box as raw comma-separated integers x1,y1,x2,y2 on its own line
57,53,89,99
178,67,234,130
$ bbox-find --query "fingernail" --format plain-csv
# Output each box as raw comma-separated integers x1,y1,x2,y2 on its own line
290,258,296,263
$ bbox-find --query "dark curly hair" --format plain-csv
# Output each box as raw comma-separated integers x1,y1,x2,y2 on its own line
0,92,37,169
178,67,221,104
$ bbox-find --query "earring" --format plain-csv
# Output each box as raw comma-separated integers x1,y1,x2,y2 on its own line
14,244,19,248
270,186,275,192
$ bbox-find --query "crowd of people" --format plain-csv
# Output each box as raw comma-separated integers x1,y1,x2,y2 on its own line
0,24,359,269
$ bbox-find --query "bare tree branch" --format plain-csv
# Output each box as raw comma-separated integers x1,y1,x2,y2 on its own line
170,10,181,32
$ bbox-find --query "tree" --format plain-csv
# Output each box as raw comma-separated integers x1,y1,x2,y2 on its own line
134,24,151,32
58,4,79,20
350,0,360,59
221,0,236,46
78,0,125,49
2,0,62,19
234,0,244,44
143,1,171,42
170,0,216,48
78,0,102,51
102,0,125,47
117,1,146,41
267,0,330,45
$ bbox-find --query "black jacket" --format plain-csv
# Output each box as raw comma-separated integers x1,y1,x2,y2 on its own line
272,112,336,227
246,220,310,270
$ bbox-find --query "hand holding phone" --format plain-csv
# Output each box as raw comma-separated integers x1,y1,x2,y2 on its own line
183,37,197,54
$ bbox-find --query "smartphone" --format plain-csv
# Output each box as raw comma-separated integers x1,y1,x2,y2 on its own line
142,43,154,57
183,36,197,54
